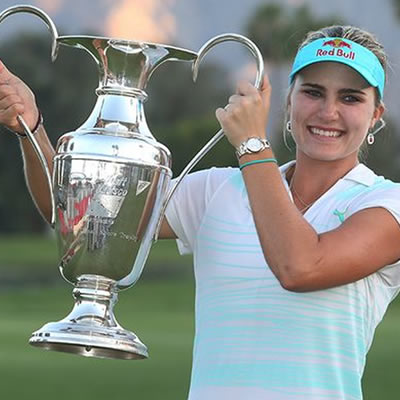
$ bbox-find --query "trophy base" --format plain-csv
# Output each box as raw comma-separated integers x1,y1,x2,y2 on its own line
29,275,148,360
29,321,148,360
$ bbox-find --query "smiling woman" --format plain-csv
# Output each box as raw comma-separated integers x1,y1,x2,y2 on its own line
157,25,400,400
288,61,384,164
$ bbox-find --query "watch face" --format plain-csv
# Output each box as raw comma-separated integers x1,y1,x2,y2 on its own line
247,138,262,152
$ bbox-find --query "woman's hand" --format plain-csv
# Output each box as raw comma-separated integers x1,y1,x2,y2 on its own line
215,75,271,148
0,60,39,134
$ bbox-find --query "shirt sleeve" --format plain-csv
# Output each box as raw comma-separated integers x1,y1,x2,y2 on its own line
348,180,400,226
348,180,400,292
165,167,234,255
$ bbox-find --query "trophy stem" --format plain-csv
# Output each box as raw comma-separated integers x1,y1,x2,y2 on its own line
29,275,148,360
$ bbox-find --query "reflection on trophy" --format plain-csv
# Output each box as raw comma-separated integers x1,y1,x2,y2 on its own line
0,5,263,359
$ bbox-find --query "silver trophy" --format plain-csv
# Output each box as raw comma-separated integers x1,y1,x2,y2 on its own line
0,5,264,360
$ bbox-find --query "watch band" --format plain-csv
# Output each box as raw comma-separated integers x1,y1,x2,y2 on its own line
235,137,270,158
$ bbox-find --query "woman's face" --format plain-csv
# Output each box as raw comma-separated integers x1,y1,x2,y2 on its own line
288,62,384,164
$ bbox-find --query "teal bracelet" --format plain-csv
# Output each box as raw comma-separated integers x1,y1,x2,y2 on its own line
239,158,278,170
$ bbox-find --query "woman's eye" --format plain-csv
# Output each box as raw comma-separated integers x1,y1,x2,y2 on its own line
304,89,321,97
342,95,360,103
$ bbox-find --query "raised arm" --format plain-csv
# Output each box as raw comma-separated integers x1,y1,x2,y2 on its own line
0,60,55,223
216,76,400,292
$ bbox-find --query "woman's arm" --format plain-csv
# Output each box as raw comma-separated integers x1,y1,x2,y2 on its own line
216,76,400,291
18,126,55,223
0,60,55,223
242,154,400,291
158,218,177,239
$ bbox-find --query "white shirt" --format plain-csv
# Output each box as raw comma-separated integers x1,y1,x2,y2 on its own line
166,161,400,400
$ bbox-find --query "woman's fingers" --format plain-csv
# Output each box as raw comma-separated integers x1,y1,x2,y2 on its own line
0,59,38,133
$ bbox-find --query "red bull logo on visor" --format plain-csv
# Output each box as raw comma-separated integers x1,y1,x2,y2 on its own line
316,39,355,60
323,39,352,49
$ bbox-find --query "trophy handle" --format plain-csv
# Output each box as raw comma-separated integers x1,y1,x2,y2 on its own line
0,5,59,61
0,5,59,226
155,33,264,240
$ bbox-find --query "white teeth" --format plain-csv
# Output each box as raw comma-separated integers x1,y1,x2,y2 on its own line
310,127,341,137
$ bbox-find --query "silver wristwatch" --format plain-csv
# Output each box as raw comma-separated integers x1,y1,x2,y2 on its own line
235,137,271,158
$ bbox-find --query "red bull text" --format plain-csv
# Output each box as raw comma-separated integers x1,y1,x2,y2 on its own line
317,39,355,60
316,48,355,60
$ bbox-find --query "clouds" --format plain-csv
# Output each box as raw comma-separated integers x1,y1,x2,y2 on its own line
34,0,63,14
106,0,177,43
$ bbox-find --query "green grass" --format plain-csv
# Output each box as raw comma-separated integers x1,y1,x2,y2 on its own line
0,234,194,399
0,234,399,399
0,234,192,279
362,299,400,399
0,282,399,399
0,234,58,268
0,280,195,400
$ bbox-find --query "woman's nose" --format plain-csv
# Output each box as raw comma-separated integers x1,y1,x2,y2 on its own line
318,98,339,120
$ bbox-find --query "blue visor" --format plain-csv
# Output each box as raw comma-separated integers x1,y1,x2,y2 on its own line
289,37,385,98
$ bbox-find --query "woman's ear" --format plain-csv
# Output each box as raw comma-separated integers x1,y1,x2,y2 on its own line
286,95,292,117
370,102,385,129
286,83,295,116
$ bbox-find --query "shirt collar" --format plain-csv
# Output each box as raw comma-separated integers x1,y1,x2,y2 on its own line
279,161,376,187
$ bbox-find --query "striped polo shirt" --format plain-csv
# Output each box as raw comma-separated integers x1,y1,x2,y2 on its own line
165,161,400,400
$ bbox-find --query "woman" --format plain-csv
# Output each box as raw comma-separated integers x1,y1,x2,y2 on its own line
159,26,400,399
1,25,400,400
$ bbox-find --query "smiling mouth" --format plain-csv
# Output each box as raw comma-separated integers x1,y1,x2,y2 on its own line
309,127,343,138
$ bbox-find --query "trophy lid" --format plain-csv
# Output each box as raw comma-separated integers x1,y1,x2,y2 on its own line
57,35,197,94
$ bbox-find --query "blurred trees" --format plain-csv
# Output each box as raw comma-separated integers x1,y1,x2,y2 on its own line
0,32,97,233
0,3,399,234
393,0,400,18
246,4,343,62
363,117,400,181
146,61,234,173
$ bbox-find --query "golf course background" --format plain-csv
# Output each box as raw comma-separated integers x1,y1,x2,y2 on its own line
0,235,398,399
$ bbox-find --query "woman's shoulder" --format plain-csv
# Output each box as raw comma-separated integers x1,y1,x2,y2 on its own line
346,164,400,219
364,166,400,194
346,164,400,194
